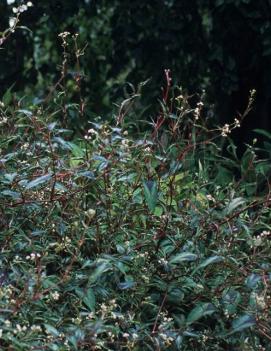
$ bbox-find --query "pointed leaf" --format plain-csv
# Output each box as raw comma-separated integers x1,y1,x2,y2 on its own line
1,190,21,199
231,314,256,333
246,273,261,289
169,252,198,264
187,303,216,324
83,288,96,311
26,173,52,189
44,324,59,337
193,256,224,274
253,129,271,140
89,261,110,283
143,180,158,212
226,197,245,215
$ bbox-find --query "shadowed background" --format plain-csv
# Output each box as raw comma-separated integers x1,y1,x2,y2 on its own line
1,0,271,150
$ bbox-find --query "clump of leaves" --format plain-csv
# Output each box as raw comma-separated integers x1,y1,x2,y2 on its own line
0,79,270,351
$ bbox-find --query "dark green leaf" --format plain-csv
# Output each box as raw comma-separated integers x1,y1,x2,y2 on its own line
169,252,198,264
187,303,216,324
26,173,52,189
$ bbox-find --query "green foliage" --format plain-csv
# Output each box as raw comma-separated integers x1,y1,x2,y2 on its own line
0,78,270,350
0,11,271,349
2,0,271,137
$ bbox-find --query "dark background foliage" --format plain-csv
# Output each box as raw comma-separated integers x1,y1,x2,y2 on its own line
1,0,271,147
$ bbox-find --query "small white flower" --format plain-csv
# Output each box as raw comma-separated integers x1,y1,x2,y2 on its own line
7,0,16,5
158,258,168,265
86,312,95,320
9,17,16,28
261,230,270,237
16,324,22,332
85,208,96,219
27,252,40,261
176,94,184,100
194,107,200,120
111,312,117,319
221,123,231,137
18,4,28,12
234,118,240,128
31,325,42,332
87,128,96,135
27,1,33,6
58,32,70,39
206,194,215,202
253,236,262,247
51,291,60,301
100,303,107,311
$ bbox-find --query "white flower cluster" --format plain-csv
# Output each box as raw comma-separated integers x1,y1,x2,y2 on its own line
158,316,173,332
251,231,270,247
99,299,117,318
0,285,13,300
137,252,149,259
21,142,29,150
84,128,97,141
8,1,33,28
14,324,27,334
158,257,168,265
194,101,204,120
7,0,33,7
58,31,71,40
51,291,60,301
71,317,82,325
251,292,267,310
122,332,138,340
30,325,42,332
0,322,43,339
159,332,174,346
221,123,230,137
121,139,129,149
58,31,71,46
261,230,270,237
85,208,96,219
12,2,33,13
86,312,95,320
234,118,241,128
26,252,41,260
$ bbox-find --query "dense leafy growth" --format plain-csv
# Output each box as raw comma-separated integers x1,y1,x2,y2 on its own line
0,3,271,351
0,78,271,350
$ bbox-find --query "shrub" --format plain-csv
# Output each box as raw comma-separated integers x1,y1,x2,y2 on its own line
0,72,271,351
1,15,271,351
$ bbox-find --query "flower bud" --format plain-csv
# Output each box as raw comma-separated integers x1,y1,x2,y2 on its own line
85,209,96,220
